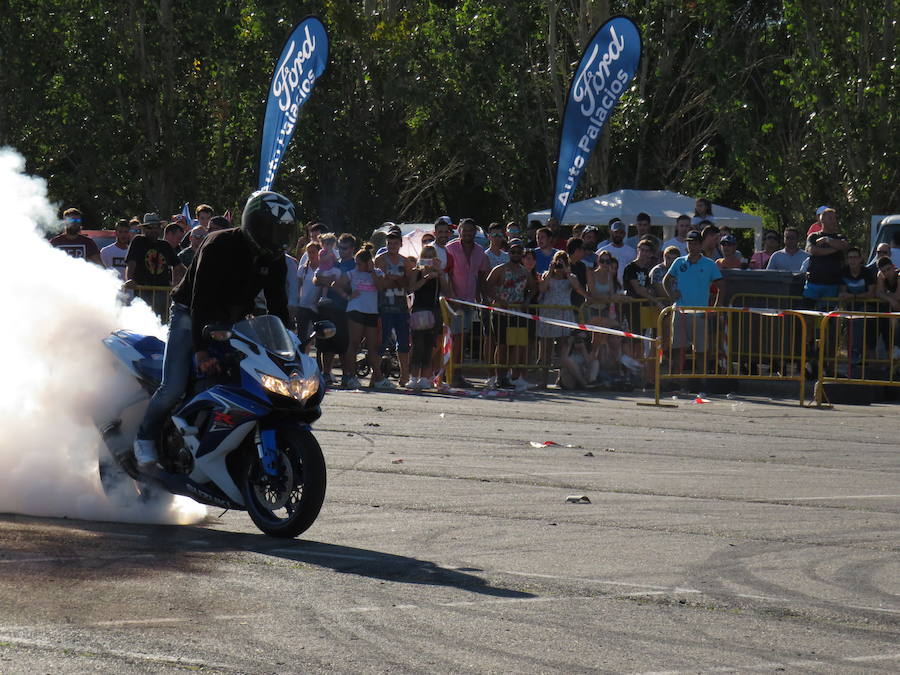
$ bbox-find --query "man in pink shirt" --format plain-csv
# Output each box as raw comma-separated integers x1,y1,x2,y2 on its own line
445,218,489,387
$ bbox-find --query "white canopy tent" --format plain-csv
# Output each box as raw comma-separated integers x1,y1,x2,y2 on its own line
527,189,764,248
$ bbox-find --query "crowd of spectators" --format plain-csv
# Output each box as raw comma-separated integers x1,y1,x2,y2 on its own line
48,198,900,391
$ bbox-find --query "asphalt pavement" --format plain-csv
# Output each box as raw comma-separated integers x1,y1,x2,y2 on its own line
1,386,898,673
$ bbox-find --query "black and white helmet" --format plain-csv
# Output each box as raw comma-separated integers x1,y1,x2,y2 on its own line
242,190,296,259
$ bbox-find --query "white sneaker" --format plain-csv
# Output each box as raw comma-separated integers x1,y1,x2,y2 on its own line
133,439,158,467
406,378,422,390
512,376,536,391
418,376,433,390
373,378,395,390
485,375,498,389
344,376,362,389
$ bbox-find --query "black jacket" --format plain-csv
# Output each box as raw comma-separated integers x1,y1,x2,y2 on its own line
171,228,288,351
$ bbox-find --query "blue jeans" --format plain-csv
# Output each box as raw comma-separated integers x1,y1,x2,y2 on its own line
381,312,411,353
802,282,839,301
138,303,193,441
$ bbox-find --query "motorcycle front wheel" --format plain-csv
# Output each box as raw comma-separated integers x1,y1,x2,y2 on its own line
240,426,326,538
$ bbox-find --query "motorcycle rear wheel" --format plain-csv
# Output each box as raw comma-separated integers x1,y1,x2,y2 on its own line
240,426,326,538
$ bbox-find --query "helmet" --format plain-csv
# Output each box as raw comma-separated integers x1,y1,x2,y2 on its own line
241,190,296,260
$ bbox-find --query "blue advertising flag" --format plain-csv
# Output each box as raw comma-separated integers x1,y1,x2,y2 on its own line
551,16,641,223
258,17,329,191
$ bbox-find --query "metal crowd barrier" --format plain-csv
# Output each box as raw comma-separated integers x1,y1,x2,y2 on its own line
439,296,664,387
814,310,900,405
131,285,172,323
440,299,577,384
731,293,887,313
654,306,809,406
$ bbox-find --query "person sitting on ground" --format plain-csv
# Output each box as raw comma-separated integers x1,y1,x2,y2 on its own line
716,234,745,269
558,330,600,390
750,230,780,269
766,227,809,272
407,245,450,390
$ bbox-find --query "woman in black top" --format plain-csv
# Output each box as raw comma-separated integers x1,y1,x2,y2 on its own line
408,245,449,389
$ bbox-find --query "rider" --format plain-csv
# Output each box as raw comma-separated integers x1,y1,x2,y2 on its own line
133,190,295,471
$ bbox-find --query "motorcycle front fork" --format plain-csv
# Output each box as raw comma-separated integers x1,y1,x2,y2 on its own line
255,427,280,478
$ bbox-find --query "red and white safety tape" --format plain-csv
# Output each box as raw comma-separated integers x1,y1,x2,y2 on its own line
444,298,655,342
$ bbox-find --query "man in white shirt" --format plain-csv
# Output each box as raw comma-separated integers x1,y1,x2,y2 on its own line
100,219,133,280
597,220,635,283
661,214,692,256
766,227,809,272
433,216,454,271
485,222,510,269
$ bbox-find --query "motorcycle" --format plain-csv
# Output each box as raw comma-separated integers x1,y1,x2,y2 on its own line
97,314,334,538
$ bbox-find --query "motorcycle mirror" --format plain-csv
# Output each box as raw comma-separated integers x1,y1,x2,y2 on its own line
312,320,336,340
202,324,233,342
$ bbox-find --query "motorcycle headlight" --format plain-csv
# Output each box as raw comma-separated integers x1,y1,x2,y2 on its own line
260,371,320,402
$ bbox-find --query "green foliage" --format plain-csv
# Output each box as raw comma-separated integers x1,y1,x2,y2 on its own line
0,0,897,242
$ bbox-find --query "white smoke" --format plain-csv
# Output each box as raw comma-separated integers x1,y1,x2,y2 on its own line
0,148,206,525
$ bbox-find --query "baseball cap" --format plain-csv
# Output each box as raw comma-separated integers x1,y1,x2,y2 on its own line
507,238,524,249
610,220,626,232
435,215,452,226
721,234,737,245
686,230,702,242
815,205,830,216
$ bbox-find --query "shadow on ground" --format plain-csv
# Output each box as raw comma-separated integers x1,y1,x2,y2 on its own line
0,513,532,599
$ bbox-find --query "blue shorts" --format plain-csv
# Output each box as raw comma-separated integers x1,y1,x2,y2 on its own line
380,312,410,353
803,282,839,301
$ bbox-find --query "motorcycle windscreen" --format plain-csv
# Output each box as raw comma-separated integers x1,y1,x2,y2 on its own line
233,315,295,359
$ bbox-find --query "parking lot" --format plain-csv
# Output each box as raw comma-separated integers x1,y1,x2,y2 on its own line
1,388,898,673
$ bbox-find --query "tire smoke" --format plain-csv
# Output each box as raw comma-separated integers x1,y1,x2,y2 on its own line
0,148,207,525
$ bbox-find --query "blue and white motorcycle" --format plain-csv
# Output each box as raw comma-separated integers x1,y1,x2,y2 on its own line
97,315,333,538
